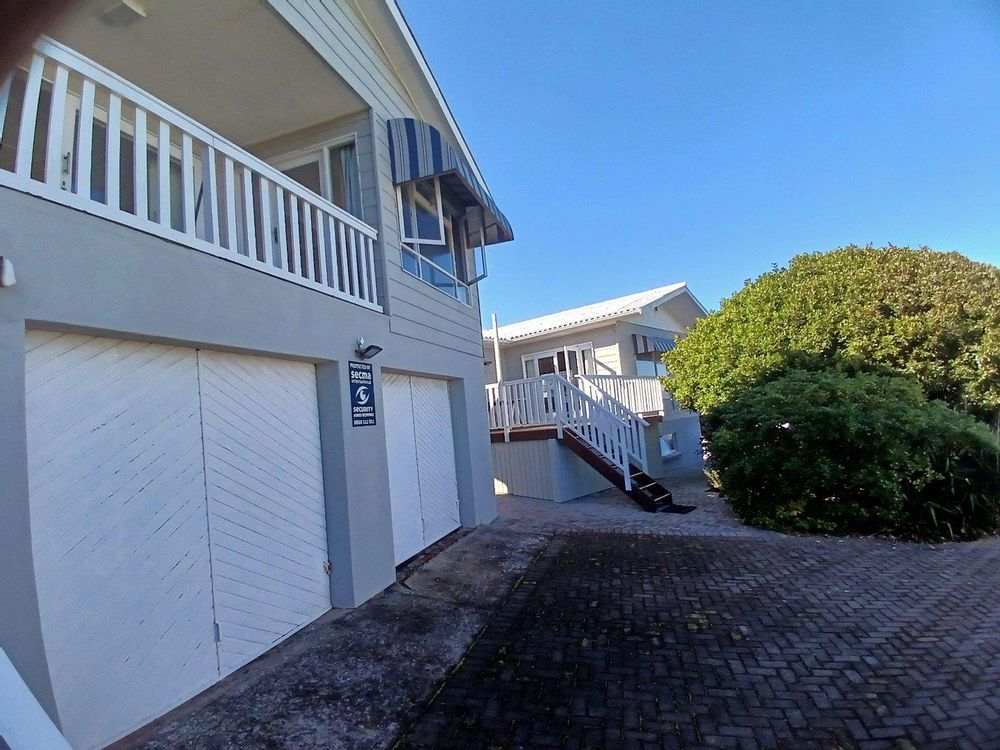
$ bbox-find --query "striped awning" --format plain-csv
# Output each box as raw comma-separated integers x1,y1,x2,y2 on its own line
633,333,676,355
387,118,513,245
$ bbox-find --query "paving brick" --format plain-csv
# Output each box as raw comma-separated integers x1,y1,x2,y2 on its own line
397,530,1000,749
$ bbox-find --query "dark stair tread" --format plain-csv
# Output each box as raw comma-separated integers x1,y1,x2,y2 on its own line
559,429,696,515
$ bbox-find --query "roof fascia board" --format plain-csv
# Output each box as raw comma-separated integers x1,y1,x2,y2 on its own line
486,317,638,346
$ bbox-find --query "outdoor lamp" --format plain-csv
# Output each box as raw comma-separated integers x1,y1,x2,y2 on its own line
356,337,383,360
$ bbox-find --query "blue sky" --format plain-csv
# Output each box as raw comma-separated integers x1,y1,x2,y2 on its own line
401,0,1000,324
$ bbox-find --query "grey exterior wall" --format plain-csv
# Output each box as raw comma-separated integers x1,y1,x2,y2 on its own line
0,181,494,725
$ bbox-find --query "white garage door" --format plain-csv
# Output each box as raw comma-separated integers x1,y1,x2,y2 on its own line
24,331,330,749
198,350,331,677
383,373,460,564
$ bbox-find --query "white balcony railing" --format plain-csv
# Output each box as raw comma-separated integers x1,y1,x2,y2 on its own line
0,38,380,310
486,374,648,482
576,374,664,415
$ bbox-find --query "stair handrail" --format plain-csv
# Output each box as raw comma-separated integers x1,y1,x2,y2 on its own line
549,373,635,491
574,374,650,473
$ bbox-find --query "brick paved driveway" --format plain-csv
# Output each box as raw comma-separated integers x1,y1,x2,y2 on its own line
398,531,1000,750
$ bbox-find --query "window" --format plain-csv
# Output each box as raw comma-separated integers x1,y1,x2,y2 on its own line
522,344,595,379
275,138,364,220
329,142,363,218
636,352,669,378
397,176,482,305
660,432,679,457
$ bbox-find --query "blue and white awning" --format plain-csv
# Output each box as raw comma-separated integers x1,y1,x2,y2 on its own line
387,118,513,245
633,334,676,355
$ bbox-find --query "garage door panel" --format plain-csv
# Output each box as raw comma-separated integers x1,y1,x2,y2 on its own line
30,422,207,566
384,374,461,563
198,350,331,676
383,373,425,564
199,356,320,439
27,342,195,437
41,465,210,630
207,488,327,552
198,381,321,462
201,438,326,517
411,377,460,546
26,331,220,750
209,529,328,585
26,348,200,485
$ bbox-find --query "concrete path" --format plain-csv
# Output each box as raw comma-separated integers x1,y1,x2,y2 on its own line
122,468,1000,749
117,525,553,749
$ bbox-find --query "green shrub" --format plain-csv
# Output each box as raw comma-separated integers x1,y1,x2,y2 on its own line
706,368,1000,540
665,246,1000,428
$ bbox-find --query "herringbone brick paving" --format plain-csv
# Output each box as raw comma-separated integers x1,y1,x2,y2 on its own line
397,532,1000,749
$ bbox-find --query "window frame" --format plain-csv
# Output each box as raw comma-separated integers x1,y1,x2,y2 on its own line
635,351,669,378
270,133,364,220
521,343,596,379
397,175,484,306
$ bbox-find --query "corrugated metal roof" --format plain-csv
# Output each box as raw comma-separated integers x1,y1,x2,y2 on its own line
484,282,688,342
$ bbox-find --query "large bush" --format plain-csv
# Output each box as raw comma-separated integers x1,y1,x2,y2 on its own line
665,246,1000,427
706,368,1000,540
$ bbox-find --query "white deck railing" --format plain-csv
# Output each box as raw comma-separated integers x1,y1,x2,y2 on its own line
577,374,664,415
0,38,380,310
574,375,649,472
486,374,647,488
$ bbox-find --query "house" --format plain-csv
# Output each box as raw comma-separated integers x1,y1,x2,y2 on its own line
483,283,706,505
0,2,512,747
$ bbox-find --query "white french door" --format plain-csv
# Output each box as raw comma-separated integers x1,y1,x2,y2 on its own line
522,343,595,380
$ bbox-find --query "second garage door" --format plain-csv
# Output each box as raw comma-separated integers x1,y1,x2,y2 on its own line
383,373,460,564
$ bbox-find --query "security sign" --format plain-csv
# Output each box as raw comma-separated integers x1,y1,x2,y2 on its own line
349,361,377,427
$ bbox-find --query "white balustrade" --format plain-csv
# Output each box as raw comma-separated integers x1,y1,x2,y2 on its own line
0,38,381,310
578,374,665,415
486,374,648,489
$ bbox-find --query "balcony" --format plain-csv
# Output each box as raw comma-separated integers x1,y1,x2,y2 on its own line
0,36,381,310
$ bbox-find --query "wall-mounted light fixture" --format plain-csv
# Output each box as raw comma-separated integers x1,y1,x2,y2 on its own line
0,257,15,288
355,337,383,360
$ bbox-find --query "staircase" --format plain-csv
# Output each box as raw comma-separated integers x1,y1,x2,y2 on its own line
486,373,696,514
561,431,694,514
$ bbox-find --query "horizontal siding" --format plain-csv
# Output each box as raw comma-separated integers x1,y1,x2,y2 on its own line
492,438,611,502
270,0,487,350
389,317,485,357
552,442,612,501
593,342,622,376
492,440,554,500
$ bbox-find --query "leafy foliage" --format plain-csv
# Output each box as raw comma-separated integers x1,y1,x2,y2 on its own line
705,369,1000,540
664,246,1000,427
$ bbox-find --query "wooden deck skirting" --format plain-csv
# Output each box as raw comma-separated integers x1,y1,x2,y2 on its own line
490,426,559,443
491,414,659,443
